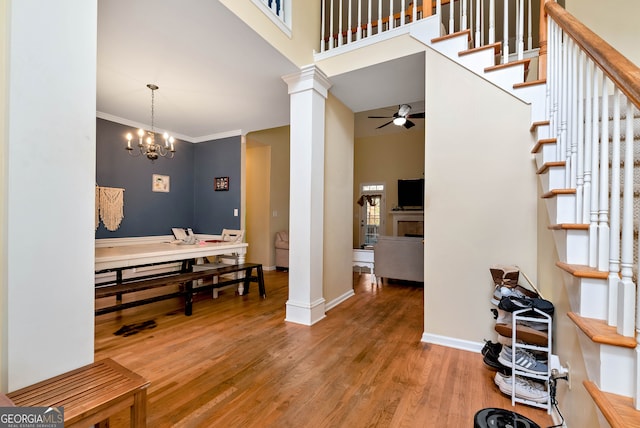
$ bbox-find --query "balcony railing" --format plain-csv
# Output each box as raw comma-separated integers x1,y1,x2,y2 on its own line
320,0,541,66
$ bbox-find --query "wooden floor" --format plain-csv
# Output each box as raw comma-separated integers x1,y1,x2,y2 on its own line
95,271,554,427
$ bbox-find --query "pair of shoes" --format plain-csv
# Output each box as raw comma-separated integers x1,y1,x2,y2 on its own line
491,284,539,306
498,295,554,318
481,339,502,357
498,346,548,374
482,340,511,375
494,323,549,347
489,265,520,286
494,372,549,403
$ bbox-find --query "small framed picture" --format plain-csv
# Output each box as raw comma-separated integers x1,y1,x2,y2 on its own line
215,176,229,191
152,174,170,192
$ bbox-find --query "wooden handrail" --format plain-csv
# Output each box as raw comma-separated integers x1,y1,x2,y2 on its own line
545,1,640,109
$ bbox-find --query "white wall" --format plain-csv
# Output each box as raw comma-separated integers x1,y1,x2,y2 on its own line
422,49,538,346
3,0,96,391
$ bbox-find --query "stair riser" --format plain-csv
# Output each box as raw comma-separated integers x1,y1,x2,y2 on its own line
544,193,576,224
513,85,548,124
576,333,636,397
561,273,608,319
552,229,589,265
534,142,557,170
483,64,526,95
457,49,496,75
429,35,469,59
539,167,565,194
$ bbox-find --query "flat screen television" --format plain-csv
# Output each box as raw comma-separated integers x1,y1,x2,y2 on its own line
398,178,424,210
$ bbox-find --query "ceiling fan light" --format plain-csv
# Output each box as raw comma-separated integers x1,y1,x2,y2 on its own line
393,116,407,126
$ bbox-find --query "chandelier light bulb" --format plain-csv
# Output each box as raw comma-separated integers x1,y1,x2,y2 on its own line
125,84,176,161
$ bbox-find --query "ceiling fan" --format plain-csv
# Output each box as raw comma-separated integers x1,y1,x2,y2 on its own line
368,104,425,129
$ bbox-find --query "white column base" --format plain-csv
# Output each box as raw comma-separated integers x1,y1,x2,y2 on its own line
285,298,326,326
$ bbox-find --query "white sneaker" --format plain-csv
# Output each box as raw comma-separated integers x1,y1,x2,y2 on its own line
494,372,548,403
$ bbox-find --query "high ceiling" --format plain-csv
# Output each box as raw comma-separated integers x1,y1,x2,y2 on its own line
97,0,425,142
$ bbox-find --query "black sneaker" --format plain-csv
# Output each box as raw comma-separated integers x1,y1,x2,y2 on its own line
481,340,502,357
498,295,554,317
483,352,512,375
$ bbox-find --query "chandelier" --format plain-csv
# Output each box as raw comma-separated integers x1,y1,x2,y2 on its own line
125,84,175,160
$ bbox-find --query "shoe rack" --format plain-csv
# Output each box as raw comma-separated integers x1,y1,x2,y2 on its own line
510,308,552,413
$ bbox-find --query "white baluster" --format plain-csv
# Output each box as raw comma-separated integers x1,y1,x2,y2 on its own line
347,0,352,44
378,0,382,34
583,59,593,225
569,40,577,189
357,0,362,40
608,87,621,326
338,0,343,46
517,0,524,60
401,0,405,26
589,66,600,268
527,0,532,50
475,0,481,48
597,74,610,272
367,0,372,37
389,0,394,30
560,35,568,185
329,0,335,49
462,0,467,31
488,0,495,44
412,0,416,23
619,99,636,338
321,0,326,52
575,50,584,223
502,0,509,64
449,0,454,34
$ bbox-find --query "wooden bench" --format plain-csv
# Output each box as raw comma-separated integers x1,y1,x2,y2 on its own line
6,358,149,428
95,263,266,316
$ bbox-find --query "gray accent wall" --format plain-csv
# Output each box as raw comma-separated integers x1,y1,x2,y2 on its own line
96,118,240,238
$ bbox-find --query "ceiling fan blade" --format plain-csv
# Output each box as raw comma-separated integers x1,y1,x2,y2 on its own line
368,115,393,119
409,112,425,119
404,120,416,129
376,120,394,129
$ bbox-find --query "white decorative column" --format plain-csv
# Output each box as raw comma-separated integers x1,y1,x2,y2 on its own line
282,65,331,326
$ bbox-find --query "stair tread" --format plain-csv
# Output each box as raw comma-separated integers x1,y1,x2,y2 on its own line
541,188,576,198
458,42,501,57
514,78,546,89
549,223,589,230
568,312,637,348
430,29,470,44
584,380,640,428
531,137,556,154
530,120,550,132
556,261,608,279
484,58,530,73
537,161,565,174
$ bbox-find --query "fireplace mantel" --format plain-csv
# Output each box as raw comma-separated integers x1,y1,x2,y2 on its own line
390,211,424,237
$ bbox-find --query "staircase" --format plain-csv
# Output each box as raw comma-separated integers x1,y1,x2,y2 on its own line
409,6,640,428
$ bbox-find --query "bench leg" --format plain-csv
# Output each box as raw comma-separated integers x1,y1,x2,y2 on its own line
131,389,147,428
257,265,266,298
184,281,193,316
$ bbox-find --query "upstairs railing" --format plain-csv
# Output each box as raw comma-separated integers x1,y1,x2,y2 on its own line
319,0,541,66
543,1,640,347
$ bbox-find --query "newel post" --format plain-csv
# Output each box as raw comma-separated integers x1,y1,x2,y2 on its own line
538,0,551,80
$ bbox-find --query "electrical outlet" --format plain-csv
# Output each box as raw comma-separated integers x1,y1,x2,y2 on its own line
566,361,572,390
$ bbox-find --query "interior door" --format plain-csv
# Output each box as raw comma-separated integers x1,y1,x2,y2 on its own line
360,194,383,248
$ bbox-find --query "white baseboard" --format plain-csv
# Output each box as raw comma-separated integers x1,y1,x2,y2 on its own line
325,289,355,312
421,333,484,354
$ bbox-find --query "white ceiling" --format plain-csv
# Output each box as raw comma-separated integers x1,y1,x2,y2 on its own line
97,0,425,142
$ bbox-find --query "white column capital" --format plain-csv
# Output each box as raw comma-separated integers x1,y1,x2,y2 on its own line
282,65,332,98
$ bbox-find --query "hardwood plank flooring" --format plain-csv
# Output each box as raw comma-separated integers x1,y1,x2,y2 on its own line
95,271,554,427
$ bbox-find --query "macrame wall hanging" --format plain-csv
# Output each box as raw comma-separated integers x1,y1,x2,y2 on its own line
95,185,125,231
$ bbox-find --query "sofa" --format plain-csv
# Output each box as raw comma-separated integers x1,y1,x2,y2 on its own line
373,235,424,284
275,231,289,270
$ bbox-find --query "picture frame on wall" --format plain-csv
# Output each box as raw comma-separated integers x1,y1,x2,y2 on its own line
152,174,170,192
215,176,229,191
